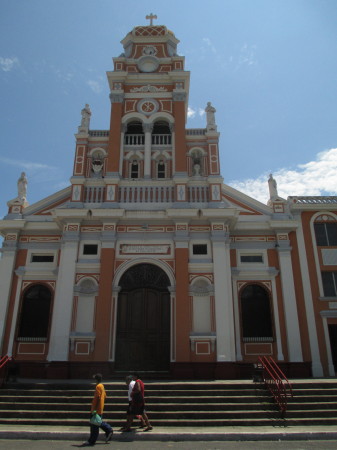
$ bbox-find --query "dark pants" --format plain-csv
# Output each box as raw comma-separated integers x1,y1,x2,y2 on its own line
88,420,112,445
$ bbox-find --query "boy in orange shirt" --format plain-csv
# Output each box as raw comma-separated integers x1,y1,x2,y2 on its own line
82,373,113,446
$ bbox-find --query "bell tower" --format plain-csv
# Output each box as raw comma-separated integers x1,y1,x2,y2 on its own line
70,16,223,207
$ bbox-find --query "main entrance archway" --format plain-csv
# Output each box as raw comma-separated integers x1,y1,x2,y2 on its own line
115,263,171,371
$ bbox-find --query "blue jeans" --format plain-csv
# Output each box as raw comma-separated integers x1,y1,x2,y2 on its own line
88,419,112,445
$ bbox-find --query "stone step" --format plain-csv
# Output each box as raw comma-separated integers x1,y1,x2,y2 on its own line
3,379,337,428
3,402,275,412
0,395,271,404
1,416,337,427
0,388,270,396
3,409,337,420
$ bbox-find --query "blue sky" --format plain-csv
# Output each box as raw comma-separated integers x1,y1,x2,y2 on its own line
1,0,337,219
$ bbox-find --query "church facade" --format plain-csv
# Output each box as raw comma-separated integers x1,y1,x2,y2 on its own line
1,21,337,379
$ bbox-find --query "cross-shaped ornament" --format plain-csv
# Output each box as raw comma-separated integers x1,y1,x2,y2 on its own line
146,13,157,25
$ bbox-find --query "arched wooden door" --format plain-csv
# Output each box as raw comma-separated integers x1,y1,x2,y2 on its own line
115,264,171,371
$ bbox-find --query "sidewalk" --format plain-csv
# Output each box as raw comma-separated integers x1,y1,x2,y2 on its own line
1,424,337,442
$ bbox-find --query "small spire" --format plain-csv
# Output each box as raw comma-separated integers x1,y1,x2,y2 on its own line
146,13,157,26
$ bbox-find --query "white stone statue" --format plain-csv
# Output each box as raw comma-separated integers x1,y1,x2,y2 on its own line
205,102,217,131
193,163,201,176
268,173,278,200
80,104,91,128
92,156,103,175
17,172,28,201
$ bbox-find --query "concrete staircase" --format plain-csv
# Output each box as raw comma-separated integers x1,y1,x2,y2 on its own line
1,379,337,428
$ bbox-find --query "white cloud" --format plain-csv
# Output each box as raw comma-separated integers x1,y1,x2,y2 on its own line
202,37,217,55
0,157,56,171
87,79,104,94
229,148,337,204
188,106,206,119
187,106,196,118
0,56,19,72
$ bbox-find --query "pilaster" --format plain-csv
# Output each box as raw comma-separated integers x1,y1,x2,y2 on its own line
107,93,124,173
212,227,236,361
173,92,187,173
174,220,190,361
0,238,18,354
276,235,303,362
47,225,80,361
294,215,323,376
94,227,116,360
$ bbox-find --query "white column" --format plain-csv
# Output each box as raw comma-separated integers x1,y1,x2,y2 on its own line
143,123,153,178
271,278,284,361
47,238,79,361
295,217,323,376
119,124,126,175
321,313,336,376
7,267,24,357
232,279,242,360
169,287,176,362
0,245,18,354
110,286,120,361
212,238,236,361
277,245,303,362
170,123,175,177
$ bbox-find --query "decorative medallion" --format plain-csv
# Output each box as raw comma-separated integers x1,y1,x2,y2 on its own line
137,98,159,116
142,46,157,56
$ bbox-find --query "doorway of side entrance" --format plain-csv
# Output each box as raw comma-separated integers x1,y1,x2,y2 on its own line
114,263,171,372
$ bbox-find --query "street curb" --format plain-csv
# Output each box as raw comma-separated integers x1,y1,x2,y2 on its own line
1,430,337,441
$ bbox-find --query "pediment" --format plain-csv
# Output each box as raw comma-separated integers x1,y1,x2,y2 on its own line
23,187,71,216
222,184,272,216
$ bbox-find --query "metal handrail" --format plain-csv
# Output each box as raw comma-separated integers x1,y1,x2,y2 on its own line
0,355,12,387
258,356,293,413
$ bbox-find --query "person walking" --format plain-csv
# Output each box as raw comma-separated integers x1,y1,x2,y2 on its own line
120,373,152,432
81,373,113,446
119,375,146,431
132,373,153,432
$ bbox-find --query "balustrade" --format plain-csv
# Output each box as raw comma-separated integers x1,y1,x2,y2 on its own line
89,130,109,137
152,134,172,145
84,186,105,203
124,134,145,145
119,186,174,203
188,186,209,202
124,134,172,146
83,185,209,204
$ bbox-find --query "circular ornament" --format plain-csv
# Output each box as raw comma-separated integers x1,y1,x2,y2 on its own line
137,98,159,116
137,55,159,73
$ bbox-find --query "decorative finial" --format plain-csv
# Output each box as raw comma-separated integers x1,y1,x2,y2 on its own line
146,13,157,25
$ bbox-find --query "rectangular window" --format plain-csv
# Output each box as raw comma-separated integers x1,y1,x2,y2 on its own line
31,255,54,263
314,223,337,246
130,162,139,178
83,244,98,255
240,255,263,263
193,244,208,255
322,271,337,297
157,162,165,178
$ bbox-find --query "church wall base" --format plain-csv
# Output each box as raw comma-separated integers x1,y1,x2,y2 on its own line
7,360,312,381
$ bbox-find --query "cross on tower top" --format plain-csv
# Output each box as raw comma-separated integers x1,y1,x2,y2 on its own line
146,13,157,25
